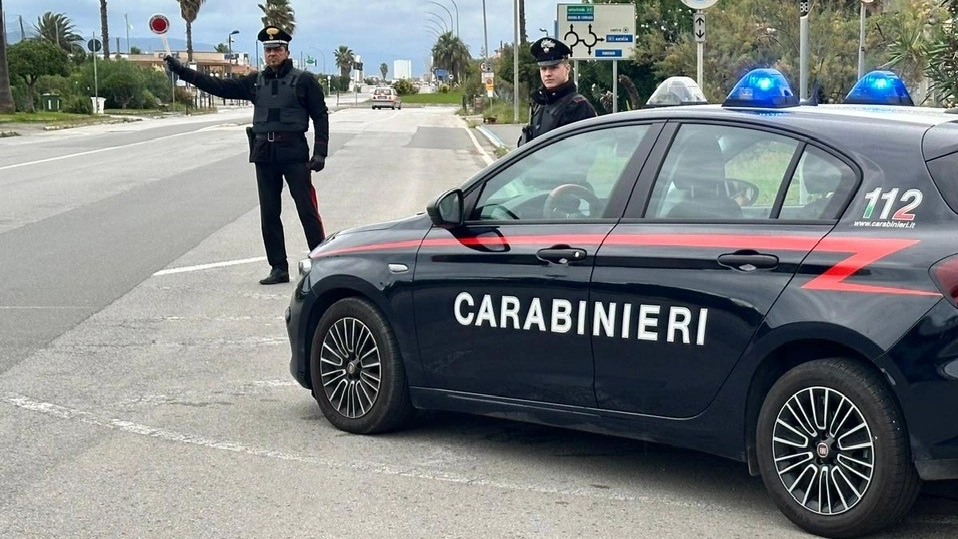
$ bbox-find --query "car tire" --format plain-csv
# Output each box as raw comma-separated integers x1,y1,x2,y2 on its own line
756,358,920,538
309,297,414,434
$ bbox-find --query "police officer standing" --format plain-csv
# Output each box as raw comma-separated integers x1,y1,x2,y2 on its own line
518,37,597,147
164,26,328,285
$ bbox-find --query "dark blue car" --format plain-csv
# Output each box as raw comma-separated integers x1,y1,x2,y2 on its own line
285,70,958,538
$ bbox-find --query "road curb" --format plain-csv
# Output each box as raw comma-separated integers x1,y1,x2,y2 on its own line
476,125,506,149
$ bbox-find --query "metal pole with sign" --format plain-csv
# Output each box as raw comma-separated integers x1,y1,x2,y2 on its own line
90,32,99,108
679,0,717,90
693,11,705,88
557,3,635,113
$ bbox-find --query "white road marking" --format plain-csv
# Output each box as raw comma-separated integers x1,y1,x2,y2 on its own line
3,391,956,524
153,256,267,276
0,128,226,172
463,124,495,166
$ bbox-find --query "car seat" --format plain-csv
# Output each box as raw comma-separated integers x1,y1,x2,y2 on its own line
799,159,847,219
665,133,742,219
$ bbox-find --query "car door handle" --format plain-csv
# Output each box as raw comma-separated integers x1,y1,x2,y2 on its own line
537,247,587,264
717,251,779,271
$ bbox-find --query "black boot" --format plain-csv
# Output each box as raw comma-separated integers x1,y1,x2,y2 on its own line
259,267,290,285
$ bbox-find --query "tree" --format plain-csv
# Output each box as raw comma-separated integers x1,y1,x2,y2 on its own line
380,62,388,80
177,0,207,62
925,0,958,106
102,71,137,108
334,45,354,79
432,31,471,84
7,39,70,112
99,0,110,58
259,0,296,35
0,0,16,113
215,43,230,53
33,12,83,55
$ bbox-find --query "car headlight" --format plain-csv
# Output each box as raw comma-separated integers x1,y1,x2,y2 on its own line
298,258,312,276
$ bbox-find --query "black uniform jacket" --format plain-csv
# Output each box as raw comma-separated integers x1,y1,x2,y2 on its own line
175,59,329,164
521,80,596,145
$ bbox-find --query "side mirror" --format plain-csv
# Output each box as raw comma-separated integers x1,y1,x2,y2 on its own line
426,188,464,228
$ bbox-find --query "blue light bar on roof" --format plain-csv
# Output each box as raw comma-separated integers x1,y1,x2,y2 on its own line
844,70,914,106
722,68,799,108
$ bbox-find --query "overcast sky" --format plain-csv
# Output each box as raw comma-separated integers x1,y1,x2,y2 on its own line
3,0,573,76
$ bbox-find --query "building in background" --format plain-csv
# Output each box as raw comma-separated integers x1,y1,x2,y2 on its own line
393,60,412,80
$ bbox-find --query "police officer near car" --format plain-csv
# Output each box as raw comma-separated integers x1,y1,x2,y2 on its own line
164,26,328,285
518,37,597,147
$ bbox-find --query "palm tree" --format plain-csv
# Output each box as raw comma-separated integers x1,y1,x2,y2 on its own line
432,32,471,84
99,0,110,58
258,0,296,35
380,62,388,80
334,45,354,79
177,0,207,62
33,12,83,54
518,0,527,44
0,0,15,113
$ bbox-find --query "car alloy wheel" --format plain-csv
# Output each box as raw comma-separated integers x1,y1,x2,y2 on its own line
319,315,381,419
770,386,873,515
756,358,921,538
309,297,415,434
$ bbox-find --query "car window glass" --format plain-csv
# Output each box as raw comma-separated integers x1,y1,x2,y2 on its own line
782,147,857,220
647,124,799,220
471,125,648,221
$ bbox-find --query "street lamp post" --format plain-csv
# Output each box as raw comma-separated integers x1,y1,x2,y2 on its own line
858,0,874,79
425,12,449,33
446,0,459,37
513,0,519,123
427,1,454,35
227,30,239,78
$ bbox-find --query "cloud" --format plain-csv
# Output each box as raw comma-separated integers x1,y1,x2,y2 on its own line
3,0,567,76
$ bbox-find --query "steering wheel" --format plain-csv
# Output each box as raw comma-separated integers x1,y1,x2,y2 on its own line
543,184,602,219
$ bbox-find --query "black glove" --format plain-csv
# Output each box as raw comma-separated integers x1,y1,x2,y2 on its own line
308,155,326,172
164,55,185,75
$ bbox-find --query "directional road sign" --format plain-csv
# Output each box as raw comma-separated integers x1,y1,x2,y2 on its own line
693,12,706,43
557,3,636,61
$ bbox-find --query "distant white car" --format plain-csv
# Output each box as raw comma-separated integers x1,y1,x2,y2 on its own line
371,87,401,110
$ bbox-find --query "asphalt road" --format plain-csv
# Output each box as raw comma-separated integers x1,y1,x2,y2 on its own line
0,105,954,538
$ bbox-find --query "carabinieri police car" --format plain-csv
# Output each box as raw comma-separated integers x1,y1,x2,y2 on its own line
286,69,958,538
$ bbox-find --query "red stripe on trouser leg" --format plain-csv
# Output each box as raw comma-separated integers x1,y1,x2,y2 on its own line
307,170,319,212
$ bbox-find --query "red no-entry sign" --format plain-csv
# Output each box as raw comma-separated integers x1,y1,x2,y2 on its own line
148,14,170,35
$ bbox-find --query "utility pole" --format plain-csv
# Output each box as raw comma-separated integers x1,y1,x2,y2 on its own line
0,0,17,113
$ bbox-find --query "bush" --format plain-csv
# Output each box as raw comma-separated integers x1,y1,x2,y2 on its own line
139,89,159,109
63,95,93,114
174,87,193,105
439,83,451,93
392,78,417,96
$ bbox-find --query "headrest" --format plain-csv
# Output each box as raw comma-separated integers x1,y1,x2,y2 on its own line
672,133,726,190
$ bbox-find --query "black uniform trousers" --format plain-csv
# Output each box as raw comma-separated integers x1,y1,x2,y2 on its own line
254,162,325,271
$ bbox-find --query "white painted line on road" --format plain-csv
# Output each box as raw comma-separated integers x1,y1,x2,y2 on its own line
463,124,494,167
3,391,956,524
153,256,267,276
0,126,239,172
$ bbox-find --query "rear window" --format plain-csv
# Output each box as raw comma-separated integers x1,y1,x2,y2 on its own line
926,152,958,215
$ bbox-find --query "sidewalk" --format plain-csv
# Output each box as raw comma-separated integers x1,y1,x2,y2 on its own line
474,122,523,153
